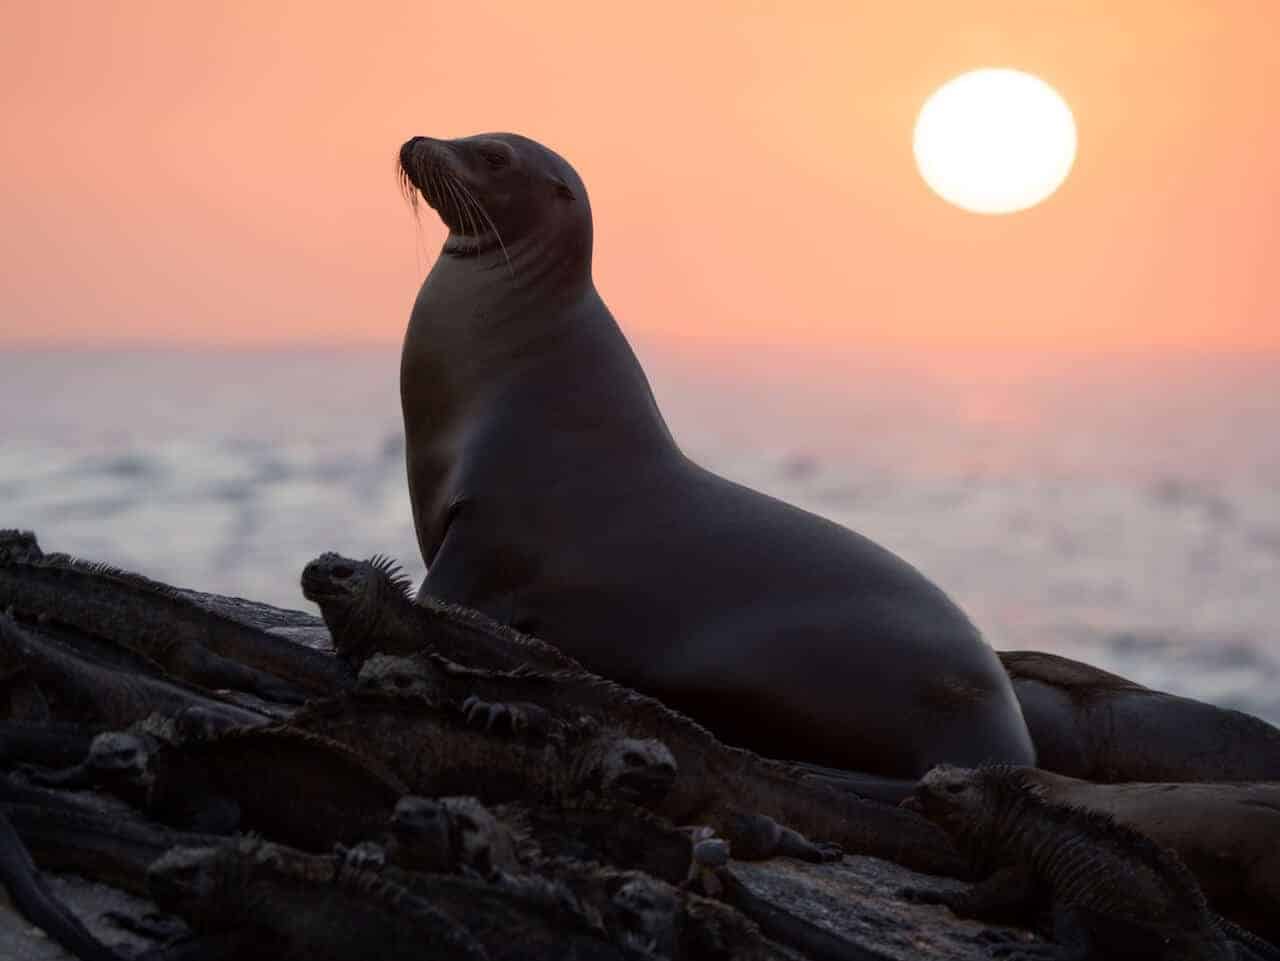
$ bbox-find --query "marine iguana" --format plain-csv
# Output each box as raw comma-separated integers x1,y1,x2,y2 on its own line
0,777,224,897
901,764,1280,961
17,729,158,809
1018,768,1280,948
290,685,678,813
359,794,523,878
999,650,1280,783
0,540,352,699
147,836,646,961
315,654,966,875
364,793,701,888
21,716,407,849
0,612,267,730
301,551,581,672
0,807,129,961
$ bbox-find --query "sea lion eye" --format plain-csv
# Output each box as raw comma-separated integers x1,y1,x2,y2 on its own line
480,149,508,169
553,182,574,201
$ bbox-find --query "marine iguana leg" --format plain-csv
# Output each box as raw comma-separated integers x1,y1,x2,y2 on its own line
461,695,553,736
900,864,1035,920
0,808,128,961
15,759,97,789
791,760,921,804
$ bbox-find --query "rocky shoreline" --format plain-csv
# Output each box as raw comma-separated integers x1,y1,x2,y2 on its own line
0,530,1274,960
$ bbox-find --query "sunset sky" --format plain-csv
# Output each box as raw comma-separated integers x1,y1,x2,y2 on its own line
2,1,1277,352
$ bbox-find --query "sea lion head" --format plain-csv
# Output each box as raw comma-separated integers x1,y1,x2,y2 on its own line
398,133,590,262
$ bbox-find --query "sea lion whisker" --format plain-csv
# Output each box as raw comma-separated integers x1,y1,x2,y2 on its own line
453,177,514,279
441,176,476,247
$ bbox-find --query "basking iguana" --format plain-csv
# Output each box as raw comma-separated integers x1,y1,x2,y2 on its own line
305,655,965,875
147,835,640,961
0,538,352,700
290,686,678,812
342,827,781,961
301,551,581,672
901,764,1280,961
358,792,700,889
19,713,406,850
0,612,268,730
1,776,224,897
0,807,129,961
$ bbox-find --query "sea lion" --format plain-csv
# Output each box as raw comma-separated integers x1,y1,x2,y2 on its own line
396,132,1035,793
1000,650,1280,782
1019,768,1280,945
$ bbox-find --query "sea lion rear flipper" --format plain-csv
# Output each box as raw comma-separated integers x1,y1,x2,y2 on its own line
791,761,920,804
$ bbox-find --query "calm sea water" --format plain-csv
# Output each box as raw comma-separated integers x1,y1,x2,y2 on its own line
3,345,1278,723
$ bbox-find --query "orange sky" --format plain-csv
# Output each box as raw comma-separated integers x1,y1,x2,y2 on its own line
2,1,1277,351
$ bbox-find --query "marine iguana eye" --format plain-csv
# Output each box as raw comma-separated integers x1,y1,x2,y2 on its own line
945,782,966,795
331,565,354,580
622,751,648,768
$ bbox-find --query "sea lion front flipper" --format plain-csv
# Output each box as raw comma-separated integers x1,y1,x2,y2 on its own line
721,810,841,863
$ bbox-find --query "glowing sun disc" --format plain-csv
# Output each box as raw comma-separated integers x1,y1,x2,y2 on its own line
913,69,1077,215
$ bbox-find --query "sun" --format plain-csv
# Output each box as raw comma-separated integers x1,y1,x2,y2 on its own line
913,69,1077,215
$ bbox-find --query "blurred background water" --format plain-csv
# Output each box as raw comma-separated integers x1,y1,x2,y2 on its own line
3,345,1277,723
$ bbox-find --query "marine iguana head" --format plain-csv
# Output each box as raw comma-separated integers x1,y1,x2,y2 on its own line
355,654,442,704
389,795,520,878
388,795,453,872
87,731,154,787
301,553,414,664
147,844,239,925
608,875,679,957
0,529,41,563
439,796,521,878
584,736,678,807
903,764,1038,840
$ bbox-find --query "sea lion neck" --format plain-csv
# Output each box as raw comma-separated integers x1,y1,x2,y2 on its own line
402,250,675,460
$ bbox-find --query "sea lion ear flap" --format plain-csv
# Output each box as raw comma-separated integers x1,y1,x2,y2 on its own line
552,179,575,201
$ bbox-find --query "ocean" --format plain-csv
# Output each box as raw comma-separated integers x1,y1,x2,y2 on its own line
3,345,1278,724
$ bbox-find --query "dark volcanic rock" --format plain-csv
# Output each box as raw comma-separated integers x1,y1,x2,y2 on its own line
726,856,1042,961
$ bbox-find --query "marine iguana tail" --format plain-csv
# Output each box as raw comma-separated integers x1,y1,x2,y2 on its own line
0,613,268,730
0,807,128,961
0,540,351,699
